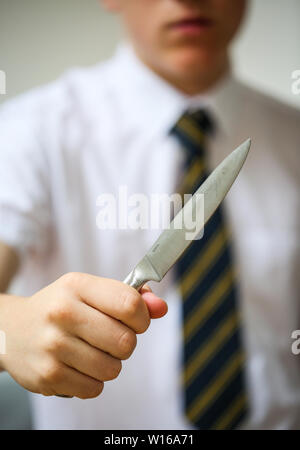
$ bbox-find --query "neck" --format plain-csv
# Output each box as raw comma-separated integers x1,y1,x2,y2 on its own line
170,56,230,96
135,48,230,96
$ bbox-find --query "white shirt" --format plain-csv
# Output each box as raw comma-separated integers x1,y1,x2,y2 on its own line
0,45,300,430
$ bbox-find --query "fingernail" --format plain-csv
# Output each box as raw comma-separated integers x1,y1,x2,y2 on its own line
142,284,152,292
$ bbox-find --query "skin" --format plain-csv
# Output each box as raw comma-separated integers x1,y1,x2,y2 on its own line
0,242,19,292
0,0,247,398
102,0,247,94
0,245,167,398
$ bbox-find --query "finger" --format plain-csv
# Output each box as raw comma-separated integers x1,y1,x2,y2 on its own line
42,362,104,399
61,273,150,334
140,284,152,293
141,291,168,319
56,334,122,382
67,300,137,360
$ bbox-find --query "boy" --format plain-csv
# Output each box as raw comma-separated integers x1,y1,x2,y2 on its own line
0,0,300,429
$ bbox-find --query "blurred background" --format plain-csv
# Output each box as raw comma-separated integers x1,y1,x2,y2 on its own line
1,0,300,108
0,0,299,430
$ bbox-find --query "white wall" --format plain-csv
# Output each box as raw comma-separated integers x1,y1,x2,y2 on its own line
0,0,122,101
233,0,300,108
0,0,300,108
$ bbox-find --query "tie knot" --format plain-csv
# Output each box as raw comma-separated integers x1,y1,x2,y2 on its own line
185,109,214,134
171,109,214,136
170,109,214,159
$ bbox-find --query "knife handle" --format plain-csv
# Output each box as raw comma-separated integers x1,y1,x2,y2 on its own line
123,255,161,291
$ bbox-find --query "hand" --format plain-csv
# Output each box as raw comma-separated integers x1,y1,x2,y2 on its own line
0,273,167,399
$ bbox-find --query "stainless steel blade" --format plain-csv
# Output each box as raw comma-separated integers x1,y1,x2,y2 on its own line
124,138,251,290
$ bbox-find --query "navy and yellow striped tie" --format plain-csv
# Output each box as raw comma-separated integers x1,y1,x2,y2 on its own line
171,110,248,430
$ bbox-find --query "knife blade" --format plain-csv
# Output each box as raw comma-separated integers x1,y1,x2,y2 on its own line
124,138,251,291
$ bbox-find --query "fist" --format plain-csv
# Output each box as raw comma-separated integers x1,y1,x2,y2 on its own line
0,273,167,399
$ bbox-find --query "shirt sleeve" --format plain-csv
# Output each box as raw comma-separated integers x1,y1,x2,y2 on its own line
0,91,52,259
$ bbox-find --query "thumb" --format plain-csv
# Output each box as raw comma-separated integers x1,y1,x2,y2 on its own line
140,288,168,319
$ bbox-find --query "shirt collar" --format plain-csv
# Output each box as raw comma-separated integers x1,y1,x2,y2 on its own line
111,43,242,139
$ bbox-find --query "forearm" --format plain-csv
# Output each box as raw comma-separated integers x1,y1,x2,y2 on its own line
0,293,12,372
0,242,19,293
0,243,20,372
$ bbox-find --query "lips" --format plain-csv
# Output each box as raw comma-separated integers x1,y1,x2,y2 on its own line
167,16,214,35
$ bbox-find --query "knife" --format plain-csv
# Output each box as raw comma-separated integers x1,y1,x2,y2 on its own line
124,138,251,291
56,139,251,399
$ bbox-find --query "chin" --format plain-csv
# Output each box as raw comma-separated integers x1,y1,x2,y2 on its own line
165,46,220,79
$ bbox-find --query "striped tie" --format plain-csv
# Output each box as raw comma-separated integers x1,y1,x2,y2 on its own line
170,110,248,430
